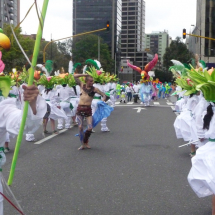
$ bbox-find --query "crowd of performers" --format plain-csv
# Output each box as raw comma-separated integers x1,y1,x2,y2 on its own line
116,81,175,106
0,55,118,213
171,55,215,214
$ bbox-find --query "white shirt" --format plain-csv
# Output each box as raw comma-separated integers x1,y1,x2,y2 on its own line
133,84,139,93
126,86,133,93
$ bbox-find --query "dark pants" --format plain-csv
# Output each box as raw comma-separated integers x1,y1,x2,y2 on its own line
127,92,132,102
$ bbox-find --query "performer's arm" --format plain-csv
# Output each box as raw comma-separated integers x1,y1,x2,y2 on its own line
94,87,107,101
73,74,88,87
22,85,40,115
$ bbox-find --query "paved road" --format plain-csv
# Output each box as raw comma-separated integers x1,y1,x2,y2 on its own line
3,98,212,215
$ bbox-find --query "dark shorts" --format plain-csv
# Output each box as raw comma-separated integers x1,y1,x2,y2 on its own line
76,105,92,117
43,103,51,119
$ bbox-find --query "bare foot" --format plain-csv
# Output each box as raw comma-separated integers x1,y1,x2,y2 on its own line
78,145,85,150
84,144,91,149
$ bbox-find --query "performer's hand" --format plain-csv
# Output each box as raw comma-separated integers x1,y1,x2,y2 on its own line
22,85,39,115
57,106,61,109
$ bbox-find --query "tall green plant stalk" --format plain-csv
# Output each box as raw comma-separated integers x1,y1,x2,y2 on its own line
8,0,49,186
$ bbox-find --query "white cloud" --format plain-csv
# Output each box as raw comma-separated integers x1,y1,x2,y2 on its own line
145,0,196,39
20,0,196,41
20,0,73,41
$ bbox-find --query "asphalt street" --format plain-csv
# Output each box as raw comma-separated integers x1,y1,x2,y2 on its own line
3,98,212,215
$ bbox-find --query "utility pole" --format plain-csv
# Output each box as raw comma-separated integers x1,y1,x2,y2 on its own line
98,35,100,61
51,33,52,60
111,0,115,60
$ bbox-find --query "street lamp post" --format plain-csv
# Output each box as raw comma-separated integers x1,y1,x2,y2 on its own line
191,24,201,60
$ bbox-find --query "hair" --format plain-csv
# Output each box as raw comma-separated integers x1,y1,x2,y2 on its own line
72,86,77,95
85,75,93,82
60,67,65,74
45,88,53,94
203,103,214,130
189,93,194,98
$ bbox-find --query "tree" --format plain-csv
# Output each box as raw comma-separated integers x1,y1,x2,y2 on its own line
155,69,173,83
163,37,194,70
72,34,114,72
1,24,35,73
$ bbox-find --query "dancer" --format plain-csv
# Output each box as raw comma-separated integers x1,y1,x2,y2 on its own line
74,73,106,150
39,75,67,134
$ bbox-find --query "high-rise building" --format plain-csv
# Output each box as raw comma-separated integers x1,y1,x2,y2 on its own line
120,0,146,82
188,0,215,65
0,0,20,28
145,31,169,69
73,0,122,63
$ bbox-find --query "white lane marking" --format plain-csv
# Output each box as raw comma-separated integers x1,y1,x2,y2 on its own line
133,107,146,113
115,102,120,105
167,102,173,105
171,106,175,110
34,129,68,144
115,104,173,107
154,102,160,105
127,102,134,105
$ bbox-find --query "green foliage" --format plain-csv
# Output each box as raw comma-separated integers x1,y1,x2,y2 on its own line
38,75,56,89
163,37,194,70
56,74,76,87
72,34,114,73
1,24,72,74
154,69,173,83
1,24,35,73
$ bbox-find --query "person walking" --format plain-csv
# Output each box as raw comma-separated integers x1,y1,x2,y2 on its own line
126,83,133,102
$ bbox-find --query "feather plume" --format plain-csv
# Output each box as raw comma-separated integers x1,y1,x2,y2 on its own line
85,59,100,70
171,60,184,66
127,60,142,73
94,59,101,69
144,54,158,72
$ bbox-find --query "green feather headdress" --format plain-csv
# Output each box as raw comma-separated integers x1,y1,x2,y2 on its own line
85,59,100,70
45,60,53,74
72,63,82,74
175,77,197,96
188,67,215,101
86,67,103,83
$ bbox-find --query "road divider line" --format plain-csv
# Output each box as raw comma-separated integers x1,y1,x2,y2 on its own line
153,102,160,105
34,128,68,145
167,102,173,105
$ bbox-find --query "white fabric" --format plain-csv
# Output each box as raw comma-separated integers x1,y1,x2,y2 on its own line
5,132,10,143
188,141,215,198
125,86,133,93
0,95,46,214
92,84,109,131
133,84,140,93
41,89,67,120
25,133,35,141
174,96,199,141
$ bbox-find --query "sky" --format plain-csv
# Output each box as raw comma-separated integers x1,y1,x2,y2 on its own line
20,0,196,41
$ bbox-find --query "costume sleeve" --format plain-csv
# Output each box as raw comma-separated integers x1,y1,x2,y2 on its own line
50,90,60,106
0,96,46,138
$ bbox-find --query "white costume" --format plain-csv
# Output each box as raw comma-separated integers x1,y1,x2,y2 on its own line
0,96,46,214
92,83,110,131
57,85,73,129
110,82,116,107
69,86,80,119
188,105,215,198
41,89,67,121
174,95,199,141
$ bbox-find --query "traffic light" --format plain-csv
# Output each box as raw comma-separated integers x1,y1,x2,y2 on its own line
106,21,110,31
183,29,186,39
